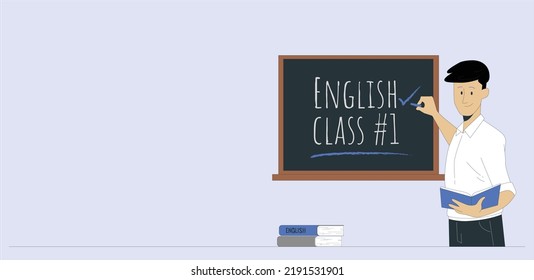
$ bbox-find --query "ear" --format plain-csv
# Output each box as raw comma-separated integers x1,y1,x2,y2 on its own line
482,88,489,99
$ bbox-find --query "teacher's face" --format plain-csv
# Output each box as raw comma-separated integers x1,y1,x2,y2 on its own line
453,80,489,117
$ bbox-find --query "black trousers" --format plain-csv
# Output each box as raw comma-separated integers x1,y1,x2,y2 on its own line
449,215,505,247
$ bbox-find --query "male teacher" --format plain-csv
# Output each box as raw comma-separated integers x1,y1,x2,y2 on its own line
417,60,515,246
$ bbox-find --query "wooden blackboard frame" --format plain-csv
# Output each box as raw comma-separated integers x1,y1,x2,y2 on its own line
272,55,444,181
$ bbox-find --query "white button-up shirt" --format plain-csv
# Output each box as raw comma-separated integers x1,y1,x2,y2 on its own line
445,115,516,221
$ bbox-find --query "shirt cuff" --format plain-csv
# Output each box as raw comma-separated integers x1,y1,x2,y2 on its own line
500,182,516,195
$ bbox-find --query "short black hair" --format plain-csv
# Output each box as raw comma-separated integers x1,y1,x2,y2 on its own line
444,60,490,89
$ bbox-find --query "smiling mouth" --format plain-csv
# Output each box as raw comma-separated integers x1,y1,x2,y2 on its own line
464,104,473,107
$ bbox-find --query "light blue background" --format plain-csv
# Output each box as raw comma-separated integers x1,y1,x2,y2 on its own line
1,0,533,259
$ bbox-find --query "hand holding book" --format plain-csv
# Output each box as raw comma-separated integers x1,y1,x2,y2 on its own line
449,197,486,218
440,185,501,218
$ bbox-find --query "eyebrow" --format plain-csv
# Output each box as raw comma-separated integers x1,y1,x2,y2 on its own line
468,86,475,89
457,86,463,88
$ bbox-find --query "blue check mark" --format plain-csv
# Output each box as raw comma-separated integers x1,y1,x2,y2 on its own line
398,85,421,106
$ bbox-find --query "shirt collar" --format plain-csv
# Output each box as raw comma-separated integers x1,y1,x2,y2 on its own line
455,115,484,137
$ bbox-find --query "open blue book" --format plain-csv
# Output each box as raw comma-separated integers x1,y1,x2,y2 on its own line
440,185,501,209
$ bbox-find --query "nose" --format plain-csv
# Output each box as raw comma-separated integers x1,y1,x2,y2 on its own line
462,93,469,104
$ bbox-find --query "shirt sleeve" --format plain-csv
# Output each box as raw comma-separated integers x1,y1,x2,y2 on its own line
481,132,516,194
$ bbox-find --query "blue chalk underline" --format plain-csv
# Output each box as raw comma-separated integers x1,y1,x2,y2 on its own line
310,152,410,159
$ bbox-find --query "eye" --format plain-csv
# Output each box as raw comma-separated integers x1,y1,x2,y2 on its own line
470,91,473,95
460,91,463,95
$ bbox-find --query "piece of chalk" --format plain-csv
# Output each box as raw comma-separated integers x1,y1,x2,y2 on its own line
410,103,422,107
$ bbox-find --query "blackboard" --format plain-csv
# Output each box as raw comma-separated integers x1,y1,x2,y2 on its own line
273,55,444,180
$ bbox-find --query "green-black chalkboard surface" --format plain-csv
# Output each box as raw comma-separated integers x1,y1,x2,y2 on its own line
273,55,444,180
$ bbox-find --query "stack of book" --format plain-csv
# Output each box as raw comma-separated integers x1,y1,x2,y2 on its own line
277,225,344,247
